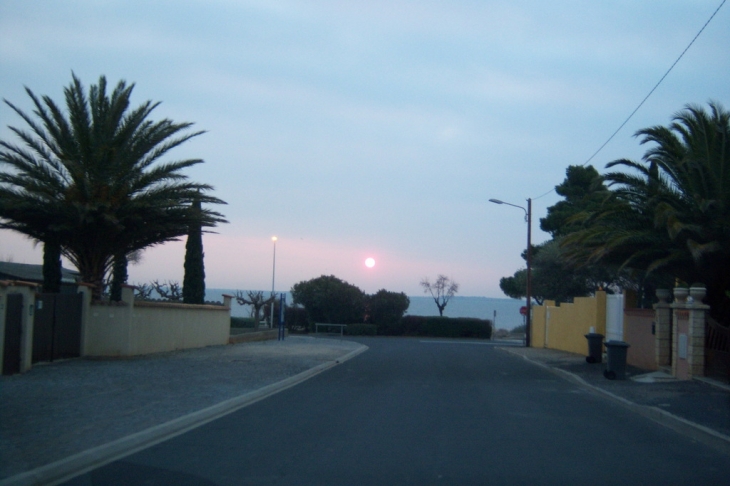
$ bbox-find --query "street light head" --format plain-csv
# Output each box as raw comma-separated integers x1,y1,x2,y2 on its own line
489,199,504,204
272,236,278,242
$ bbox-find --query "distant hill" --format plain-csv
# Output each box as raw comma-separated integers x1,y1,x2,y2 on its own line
207,290,525,331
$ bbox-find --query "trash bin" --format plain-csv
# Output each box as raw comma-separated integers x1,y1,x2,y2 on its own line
603,340,630,380
584,333,604,363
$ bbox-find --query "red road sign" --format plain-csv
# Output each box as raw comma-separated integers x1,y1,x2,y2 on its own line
519,306,527,316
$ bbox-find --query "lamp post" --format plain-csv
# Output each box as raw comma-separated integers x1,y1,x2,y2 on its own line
270,236,277,328
489,198,532,347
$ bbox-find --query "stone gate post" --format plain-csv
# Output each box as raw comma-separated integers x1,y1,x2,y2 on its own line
671,286,709,380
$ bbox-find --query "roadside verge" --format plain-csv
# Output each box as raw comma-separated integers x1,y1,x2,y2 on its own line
0,344,368,486
499,346,730,456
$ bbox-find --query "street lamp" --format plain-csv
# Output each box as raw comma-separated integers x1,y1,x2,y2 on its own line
270,236,277,328
489,198,532,347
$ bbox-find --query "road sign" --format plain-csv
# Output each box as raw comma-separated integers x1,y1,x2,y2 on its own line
519,306,527,316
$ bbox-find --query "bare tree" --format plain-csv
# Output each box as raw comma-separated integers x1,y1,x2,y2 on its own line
420,275,459,316
235,290,276,324
134,283,154,300
152,280,183,302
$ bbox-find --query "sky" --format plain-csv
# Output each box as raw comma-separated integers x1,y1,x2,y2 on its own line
1,0,729,298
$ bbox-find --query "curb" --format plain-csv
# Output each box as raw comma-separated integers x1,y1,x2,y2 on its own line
0,344,369,486
499,347,730,456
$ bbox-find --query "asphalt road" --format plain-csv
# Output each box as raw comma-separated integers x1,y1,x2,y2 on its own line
63,338,730,485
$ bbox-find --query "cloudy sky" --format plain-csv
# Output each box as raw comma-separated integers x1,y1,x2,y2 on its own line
1,0,728,297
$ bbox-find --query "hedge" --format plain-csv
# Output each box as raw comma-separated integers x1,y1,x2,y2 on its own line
378,316,492,339
344,324,378,336
231,317,257,328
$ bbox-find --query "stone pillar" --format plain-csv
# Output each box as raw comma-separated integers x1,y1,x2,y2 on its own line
121,285,135,306
653,289,672,368
671,286,709,380
1,282,39,373
687,286,709,378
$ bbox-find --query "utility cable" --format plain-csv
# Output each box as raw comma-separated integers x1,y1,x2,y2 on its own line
531,0,726,202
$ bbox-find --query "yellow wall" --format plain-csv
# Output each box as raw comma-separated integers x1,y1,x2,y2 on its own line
83,286,232,357
531,292,607,355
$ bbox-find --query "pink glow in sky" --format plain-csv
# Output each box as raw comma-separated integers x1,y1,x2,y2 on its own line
1,1,728,297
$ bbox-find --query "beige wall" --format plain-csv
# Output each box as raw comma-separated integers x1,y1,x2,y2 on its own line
83,286,232,357
531,292,607,355
624,308,657,370
129,301,230,355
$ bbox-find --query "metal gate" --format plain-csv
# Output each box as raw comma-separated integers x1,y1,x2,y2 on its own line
3,293,23,375
606,294,624,342
705,316,730,381
32,292,83,363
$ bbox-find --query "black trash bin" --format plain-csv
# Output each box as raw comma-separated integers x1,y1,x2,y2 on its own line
584,333,604,363
603,340,630,380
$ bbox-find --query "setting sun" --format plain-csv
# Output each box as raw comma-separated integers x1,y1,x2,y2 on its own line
365,257,375,268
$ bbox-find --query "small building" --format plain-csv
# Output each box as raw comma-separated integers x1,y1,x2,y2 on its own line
0,262,80,293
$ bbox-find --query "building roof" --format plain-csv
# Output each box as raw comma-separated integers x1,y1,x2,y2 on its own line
0,262,80,284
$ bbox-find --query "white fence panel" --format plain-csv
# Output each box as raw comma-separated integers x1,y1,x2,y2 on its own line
605,293,624,342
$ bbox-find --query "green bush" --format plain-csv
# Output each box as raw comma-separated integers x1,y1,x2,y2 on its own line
368,290,409,330
378,315,425,336
285,305,310,333
344,324,377,336
382,316,492,339
291,275,366,324
231,317,256,328
424,317,492,338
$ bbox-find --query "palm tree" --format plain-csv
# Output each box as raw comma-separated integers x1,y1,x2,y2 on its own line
0,74,226,299
563,101,730,322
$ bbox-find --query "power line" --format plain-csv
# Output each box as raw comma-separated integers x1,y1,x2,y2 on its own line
531,0,726,202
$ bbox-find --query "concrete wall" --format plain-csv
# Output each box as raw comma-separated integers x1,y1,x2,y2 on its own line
83,286,232,357
623,308,657,370
531,292,607,356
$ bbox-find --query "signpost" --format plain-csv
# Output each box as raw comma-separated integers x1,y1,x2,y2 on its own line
278,293,286,341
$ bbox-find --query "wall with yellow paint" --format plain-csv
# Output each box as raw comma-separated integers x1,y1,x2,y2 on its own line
530,292,607,355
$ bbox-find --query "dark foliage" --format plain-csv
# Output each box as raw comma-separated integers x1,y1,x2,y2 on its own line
109,252,128,302
183,198,206,304
42,241,62,293
291,275,366,324
367,289,410,330
0,74,227,299
344,324,378,336
378,316,492,339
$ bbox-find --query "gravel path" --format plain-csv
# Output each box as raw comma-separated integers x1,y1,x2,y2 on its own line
0,336,363,480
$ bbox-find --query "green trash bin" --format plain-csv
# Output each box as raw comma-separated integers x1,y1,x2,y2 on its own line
603,340,630,380
584,333,604,363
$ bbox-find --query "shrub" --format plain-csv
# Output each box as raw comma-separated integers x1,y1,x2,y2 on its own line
344,324,377,336
285,305,310,333
231,317,256,328
384,316,492,339
425,317,492,338
291,275,366,324
368,290,409,330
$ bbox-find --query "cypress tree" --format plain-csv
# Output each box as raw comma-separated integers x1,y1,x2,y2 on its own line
183,198,205,304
